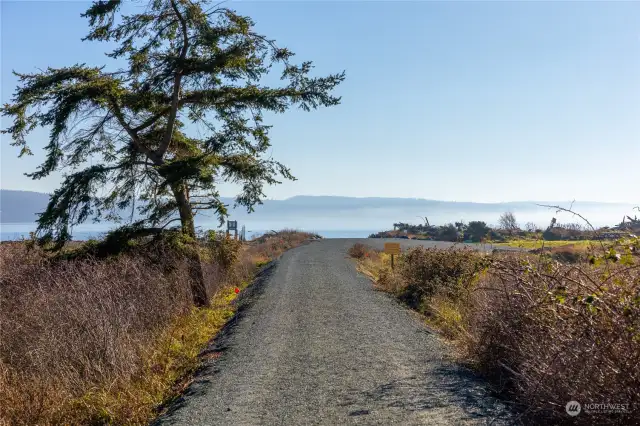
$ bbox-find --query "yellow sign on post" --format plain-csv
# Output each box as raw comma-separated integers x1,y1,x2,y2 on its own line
384,242,401,255
384,242,401,269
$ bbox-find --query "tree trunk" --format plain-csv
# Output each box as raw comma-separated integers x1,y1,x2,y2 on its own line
172,183,209,307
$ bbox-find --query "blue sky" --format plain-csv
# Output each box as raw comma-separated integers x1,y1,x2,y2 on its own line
2,0,639,203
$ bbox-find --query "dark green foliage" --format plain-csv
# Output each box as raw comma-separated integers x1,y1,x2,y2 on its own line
438,223,459,242
487,229,505,242
2,0,345,248
466,221,491,242
542,228,561,241
53,223,183,261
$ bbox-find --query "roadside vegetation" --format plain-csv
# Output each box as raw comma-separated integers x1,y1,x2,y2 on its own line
350,229,640,424
0,229,315,425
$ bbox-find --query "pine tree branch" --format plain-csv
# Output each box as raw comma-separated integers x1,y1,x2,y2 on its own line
131,109,170,132
157,0,190,159
108,97,161,163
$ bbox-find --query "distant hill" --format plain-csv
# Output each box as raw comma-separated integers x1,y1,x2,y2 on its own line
0,190,234,223
0,189,635,228
0,190,51,223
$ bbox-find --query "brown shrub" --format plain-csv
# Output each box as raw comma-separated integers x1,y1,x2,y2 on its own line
397,247,487,309
348,243,368,259
376,267,405,293
0,230,309,425
531,244,591,264
0,242,211,424
466,253,640,424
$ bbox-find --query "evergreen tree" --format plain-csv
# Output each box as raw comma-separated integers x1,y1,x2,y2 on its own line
2,0,344,305
466,221,491,242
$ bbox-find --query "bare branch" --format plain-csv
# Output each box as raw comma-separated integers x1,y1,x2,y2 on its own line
536,203,609,264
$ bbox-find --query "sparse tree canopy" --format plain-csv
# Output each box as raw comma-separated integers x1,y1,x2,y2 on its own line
2,0,345,249
498,211,519,234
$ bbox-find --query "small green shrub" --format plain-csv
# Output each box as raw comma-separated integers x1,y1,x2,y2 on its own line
206,231,241,272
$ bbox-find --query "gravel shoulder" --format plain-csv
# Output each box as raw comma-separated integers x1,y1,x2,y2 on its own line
155,239,511,425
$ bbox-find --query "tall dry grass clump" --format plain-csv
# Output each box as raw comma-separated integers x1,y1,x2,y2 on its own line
0,241,217,424
0,230,312,425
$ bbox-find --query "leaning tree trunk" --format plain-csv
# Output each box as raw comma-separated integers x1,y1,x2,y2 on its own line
172,183,209,307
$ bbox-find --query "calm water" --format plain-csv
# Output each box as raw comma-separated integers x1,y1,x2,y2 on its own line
1,204,634,242
0,223,376,242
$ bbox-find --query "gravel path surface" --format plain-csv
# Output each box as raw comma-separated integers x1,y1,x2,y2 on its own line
155,239,511,425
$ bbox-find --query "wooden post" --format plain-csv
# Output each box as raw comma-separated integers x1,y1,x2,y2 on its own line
391,254,395,270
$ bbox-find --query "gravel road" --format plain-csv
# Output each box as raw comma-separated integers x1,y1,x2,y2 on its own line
155,238,512,426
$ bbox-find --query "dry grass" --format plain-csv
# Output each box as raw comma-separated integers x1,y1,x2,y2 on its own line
493,239,598,249
350,239,640,424
0,230,313,425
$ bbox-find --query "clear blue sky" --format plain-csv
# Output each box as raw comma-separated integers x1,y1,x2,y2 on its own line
2,0,639,203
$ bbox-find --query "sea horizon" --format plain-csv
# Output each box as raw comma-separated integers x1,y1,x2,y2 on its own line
0,223,378,242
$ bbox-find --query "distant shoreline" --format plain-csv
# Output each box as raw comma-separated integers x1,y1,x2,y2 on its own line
0,224,378,242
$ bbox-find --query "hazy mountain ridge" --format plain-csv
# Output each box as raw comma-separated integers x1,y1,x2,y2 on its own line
1,190,51,223
1,189,635,227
